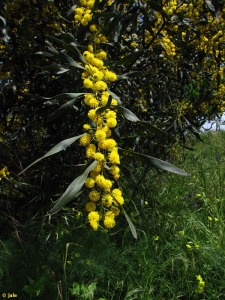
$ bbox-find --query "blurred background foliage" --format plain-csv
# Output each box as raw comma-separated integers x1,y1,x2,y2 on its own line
0,0,225,298
0,0,225,290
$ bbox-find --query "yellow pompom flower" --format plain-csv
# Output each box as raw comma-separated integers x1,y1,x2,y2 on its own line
105,71,117,82
94,152,105,162
83,123,91,131
105,110,117,119
85,201,96,212
110,165,120,176
83,13,92,22
90,220,98,231
86,144,96,159
80,0,87,5
114,194,124,206
95,129,106,141
81,19,89,26
75,14,82,22
104,215,116,229
112,188,124,205
89,190,101,202
108,148,120,164
102,194,113,207
79,133,91,146
95,174,113,189
83,78,93,89
93,162,103,173
88,97,99,108
88,109,97,121
90,24,98,32
88,211,100,221
111,98,118,106
75,7,84,15
93,81,107,91
85,177,95,188
96,51,107,60
88,211,100,231
87,44,93,53
107,117,117,128
86,0,95,8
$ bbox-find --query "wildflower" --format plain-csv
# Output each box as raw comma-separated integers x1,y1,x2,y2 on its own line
89,190,101,202
102,194,113,207
85,177,95,188
108,148,120,164
95,129,106,141
104,215,116,229
79,133,91,146
90,24,98,32
83,123,91,131
107,117,117,128
196,275,205,294
83,78,93,89
186,244,192,250
85,201,96,212
95,174,112,189
94,152,105,162
86,144,96,159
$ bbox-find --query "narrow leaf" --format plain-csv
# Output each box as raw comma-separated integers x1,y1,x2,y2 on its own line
48,99,79,122
47,35,86,64
205,0,215,11
43,93,86,105
114,51,144,67
19,134,84,175
121,149,191,176
122,208,138,239
139,121,166,135
45,63,70,74
49,161,98,214
107,89,122,105
117,106,140,122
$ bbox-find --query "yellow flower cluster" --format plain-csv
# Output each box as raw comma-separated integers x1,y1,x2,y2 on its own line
0,166,10,181
161,36,176,58
162,0,177,15
74,0,95,26
196,275,205,294
74,1,124,230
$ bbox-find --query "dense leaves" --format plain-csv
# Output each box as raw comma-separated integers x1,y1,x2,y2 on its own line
0,0,225,230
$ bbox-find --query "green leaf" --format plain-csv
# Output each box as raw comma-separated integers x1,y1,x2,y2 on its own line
117,106,140,122
44,63,70,75
47,35,86,64
49,161,98,214
114,51,144,66
122,208,138,239
205,0,215,11
47,99,79,122
139,121,166,135
117,71,140,80
19,134,84,175
107,89,122,105
121,149,191,176
43,93,86,105
96,95,112,115
59,51,85,70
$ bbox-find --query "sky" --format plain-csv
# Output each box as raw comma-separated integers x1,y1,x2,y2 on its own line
201,113,225,131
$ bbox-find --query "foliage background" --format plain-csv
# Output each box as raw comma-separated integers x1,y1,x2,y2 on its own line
0,0,225,298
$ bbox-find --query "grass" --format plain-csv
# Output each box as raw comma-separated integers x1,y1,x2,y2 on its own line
0,130,225,299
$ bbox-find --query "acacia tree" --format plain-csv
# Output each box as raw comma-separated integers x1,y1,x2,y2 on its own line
0,0,225,235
